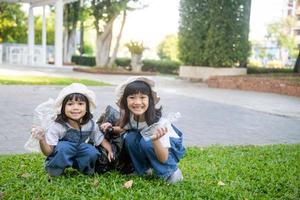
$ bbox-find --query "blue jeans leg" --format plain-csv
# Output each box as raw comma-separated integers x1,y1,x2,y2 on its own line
124,131,150,175
140,138,178,179
74,143,100,175
45,141,77,176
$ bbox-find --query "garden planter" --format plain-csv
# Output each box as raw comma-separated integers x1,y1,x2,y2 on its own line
131,53,143,72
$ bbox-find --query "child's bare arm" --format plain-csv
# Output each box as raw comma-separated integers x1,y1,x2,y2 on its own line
151,127,169,163
100,138,114,162
32,127,53,156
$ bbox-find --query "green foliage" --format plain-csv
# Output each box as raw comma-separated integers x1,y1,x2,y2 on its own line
83,43,95,56
72,55,96,66
125,40,146,54
142,59,181,74
266,16,298,59
0,75,109,86
178,0,251,67
247,67,293,74
157,34,179,61
115,57,131,66
0,3,27,43
0,145,299,199
34,13,55,45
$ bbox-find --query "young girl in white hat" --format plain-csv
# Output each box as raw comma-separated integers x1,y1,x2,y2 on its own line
33,83,113,176
101,76,185,184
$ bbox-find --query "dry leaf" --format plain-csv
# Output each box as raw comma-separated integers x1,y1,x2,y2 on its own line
93,179,99,187
123,180,133,189
21,173,31,178
217,180,225,186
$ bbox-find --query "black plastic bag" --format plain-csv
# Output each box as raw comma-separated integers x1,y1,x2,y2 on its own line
95,105,134,174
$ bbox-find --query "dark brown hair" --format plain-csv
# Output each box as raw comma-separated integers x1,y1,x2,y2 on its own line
119,80,161,128
55,93,93,125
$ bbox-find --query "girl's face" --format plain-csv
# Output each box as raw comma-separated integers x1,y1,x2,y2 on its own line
65,98,87,122
127,92,149,118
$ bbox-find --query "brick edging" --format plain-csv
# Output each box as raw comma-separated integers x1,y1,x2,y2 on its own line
206,76,300,97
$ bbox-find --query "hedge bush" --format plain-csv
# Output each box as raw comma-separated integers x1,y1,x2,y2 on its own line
115,57,131,67
71,55,96,66
178,0,251,67
142,59,181,74
247,67,293,74
71,56,181,74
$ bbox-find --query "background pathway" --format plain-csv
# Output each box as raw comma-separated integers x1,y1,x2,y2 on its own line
0,64,300,154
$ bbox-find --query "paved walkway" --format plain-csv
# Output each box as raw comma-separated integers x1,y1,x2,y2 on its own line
0,64,300,154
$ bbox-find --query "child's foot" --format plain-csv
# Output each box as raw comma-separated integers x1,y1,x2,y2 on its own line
166,168,183,184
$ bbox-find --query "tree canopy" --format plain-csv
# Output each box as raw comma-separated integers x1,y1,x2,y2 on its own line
0,2,27,43
178,0,251,67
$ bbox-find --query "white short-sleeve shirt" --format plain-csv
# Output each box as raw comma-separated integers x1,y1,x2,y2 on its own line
45,120,104,146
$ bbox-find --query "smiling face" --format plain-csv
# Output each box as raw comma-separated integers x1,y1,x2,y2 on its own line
127,92,149,120
65,99,87,122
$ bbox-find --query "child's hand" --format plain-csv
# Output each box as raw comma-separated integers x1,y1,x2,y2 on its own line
107,151,114,162
100,122,112,134
151,127,167,141
31,125,45,141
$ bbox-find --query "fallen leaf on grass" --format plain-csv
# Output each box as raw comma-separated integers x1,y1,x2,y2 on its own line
93,179,99,187
123,180,133,189
21,173,31,178
217,181,225,186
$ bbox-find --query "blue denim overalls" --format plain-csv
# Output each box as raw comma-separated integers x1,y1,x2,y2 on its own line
45,121,100,176
124,124,185,179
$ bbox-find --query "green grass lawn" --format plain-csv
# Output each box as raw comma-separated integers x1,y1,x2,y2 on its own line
0,75,110,86
0,144,299,199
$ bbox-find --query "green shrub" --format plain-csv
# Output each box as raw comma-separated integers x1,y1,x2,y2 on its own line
178,0,251,67
247,67,293,74
142,59,181,74
71,55,96,66
115,57,131,67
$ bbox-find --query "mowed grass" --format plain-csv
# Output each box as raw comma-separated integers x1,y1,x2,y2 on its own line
0,144,299,199
0,75,110,86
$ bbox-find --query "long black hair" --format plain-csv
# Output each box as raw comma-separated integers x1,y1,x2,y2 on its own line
55,93,93,125
119,80,162,127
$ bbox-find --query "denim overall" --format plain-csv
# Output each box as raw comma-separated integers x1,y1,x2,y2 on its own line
45,121,100,176
124,124,185,179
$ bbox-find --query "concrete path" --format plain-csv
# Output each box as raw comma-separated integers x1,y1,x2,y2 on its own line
0,64,300,154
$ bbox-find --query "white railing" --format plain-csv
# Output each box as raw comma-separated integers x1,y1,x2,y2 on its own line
0,43,54,65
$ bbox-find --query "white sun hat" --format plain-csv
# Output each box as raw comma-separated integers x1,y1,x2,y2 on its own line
115,76,160,107
54,83,97,114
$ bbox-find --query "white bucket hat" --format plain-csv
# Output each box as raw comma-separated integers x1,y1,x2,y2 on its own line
115,76,160,107
54,83,97,114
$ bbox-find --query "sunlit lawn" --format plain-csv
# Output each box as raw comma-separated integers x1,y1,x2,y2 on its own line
0,144,299,199
0,75,110,86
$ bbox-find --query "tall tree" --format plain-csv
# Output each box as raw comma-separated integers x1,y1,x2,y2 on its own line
266,16,297,62
90,0,140,67
0,2,27,43
178,0,252,68
157,34,179,61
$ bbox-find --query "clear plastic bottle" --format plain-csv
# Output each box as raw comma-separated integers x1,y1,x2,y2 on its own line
140,112,181,141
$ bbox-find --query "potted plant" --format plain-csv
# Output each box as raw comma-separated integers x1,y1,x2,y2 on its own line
125,41,146,72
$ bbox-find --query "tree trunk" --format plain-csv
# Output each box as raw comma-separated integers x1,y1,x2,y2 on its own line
95,16,116,67
294,49,300,73
66,29,76,63
79,19,84,56
107,10,127,68
63,29,69,63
